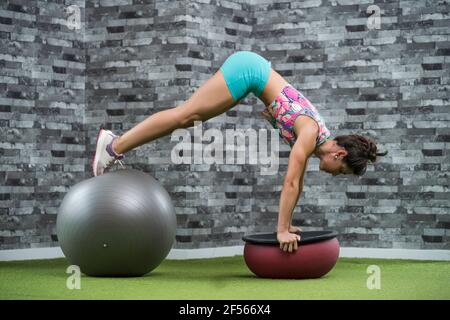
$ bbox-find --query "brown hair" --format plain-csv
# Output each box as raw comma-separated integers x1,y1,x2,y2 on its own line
334,135,388,176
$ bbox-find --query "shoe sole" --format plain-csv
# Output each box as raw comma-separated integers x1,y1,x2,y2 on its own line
92,128,109,177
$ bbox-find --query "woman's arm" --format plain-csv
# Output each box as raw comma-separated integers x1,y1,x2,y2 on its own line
277,118,318,252
277,142,307,233
289,157,309,230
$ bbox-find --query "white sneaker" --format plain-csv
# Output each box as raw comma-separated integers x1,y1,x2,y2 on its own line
92,128,125,177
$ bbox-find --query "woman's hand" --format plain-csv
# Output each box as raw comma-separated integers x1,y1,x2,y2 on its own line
276,226,302,233
289,226,302,233
277,230,301,253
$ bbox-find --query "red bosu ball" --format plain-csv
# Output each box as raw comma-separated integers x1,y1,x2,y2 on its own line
243,231,340,279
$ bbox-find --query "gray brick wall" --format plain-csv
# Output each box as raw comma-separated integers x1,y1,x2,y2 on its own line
1,0,449,251
1,0,86,249
251,0,450,250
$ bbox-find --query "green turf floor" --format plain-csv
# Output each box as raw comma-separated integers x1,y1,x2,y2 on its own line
0,256,449,300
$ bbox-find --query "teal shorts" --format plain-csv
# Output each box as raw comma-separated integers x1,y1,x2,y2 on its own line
219,51,272,102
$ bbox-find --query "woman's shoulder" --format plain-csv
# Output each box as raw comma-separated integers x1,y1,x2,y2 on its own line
293,115,320,138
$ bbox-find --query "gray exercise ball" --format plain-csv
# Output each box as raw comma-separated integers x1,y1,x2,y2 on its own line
56,169,176,277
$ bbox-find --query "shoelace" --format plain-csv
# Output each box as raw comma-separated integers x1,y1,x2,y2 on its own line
104,157,125,172
104,136,125,171
113,158,125,169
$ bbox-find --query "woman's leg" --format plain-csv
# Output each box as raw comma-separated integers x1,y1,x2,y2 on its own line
113,70,238,154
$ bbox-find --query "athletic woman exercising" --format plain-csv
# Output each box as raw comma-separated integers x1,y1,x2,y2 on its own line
93,51,387,253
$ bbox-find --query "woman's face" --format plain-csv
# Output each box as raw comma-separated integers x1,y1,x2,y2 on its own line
319,153,353,176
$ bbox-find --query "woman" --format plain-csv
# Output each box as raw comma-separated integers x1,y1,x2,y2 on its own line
92,51,387,253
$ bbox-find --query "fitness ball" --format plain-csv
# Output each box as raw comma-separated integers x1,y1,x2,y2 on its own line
242,231,340,279
57,169,177,277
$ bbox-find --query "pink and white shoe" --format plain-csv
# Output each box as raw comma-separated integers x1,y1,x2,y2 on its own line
92,128,125,177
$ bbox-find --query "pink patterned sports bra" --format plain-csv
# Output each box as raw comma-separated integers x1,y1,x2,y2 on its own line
261,84,331,147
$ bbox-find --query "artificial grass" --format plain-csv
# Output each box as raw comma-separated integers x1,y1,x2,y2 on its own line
0,256,449,300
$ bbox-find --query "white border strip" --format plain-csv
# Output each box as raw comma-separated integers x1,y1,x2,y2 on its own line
167,246,245,260
340,247,450,261
0,246,449,262
0,247,65,262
